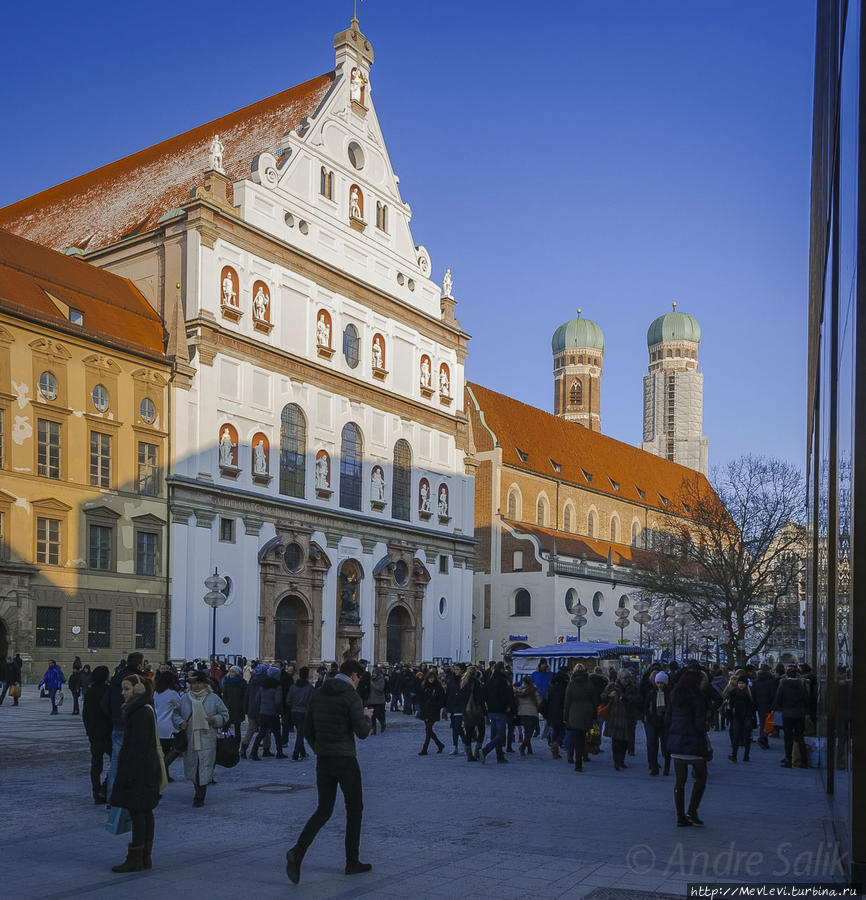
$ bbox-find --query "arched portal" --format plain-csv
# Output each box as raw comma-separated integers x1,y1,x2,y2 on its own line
274,595,305,663
386,606,412,663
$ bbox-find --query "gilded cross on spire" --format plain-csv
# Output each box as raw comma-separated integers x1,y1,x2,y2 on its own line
672,300,678,310
577,308,582,317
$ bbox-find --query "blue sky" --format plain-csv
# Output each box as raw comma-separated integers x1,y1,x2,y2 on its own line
0,1,816,470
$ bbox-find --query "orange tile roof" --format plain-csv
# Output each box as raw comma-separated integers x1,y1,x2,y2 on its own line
0,227,165,357
0,74,334,253
467,381,712,516
504,519,659,569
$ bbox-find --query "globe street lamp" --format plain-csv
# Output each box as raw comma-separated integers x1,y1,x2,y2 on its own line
674,601,690,662
204,568,228,672
571,601,587,641
633,598,651,650
615,607,630,644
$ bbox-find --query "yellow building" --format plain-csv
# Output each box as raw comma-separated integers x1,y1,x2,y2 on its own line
0,229,171,680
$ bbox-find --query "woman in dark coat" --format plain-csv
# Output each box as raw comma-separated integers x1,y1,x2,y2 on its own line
460,666,486,761
543,669,568,759
600,670,641,770
725,676,758,762
665,668,709,827
563,665,600,772
109,674,164,873
82,666,112,804
220,665,247,747
418,670,446,755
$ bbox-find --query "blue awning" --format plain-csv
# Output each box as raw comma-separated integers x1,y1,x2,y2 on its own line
511,642,653,660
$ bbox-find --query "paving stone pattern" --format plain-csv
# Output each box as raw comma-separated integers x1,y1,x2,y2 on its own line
0,686,843,899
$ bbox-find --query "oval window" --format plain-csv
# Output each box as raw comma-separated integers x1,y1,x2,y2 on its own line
348,141,365,170
438,596,447,617
343,324,360,369
140,397,156,424
394,559,409,585
284,542,303,573
565,588,578,613
91,384,109,412
592,591,605,617
39,371,58,401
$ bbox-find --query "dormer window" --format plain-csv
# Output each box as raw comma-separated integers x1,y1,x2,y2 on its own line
320,167,333,200
549,458,561,473
581,468,593,484
659,494,669,507
682,501,692,513
69,309,84,326
516,447,529,464
376,201,388,232
635,485,646,500
609,478,620,491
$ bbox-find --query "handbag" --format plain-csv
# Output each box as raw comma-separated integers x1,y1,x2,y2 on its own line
704,733,714,762
105,807,132,836
9,684,21,699
215,733,240,769
172,729,188,753
596,702,610,721
763,712,775,735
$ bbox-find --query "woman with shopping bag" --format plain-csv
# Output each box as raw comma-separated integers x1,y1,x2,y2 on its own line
178,670,229,807
109,674,165,873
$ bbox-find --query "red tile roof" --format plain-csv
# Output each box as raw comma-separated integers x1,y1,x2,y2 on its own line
467,381,712,516
0,74,334,253
0,227,165,357
504,519,659,569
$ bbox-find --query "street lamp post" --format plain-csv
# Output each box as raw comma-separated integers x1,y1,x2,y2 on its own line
633,598,651,650
204,568,228,672
572,602,588,642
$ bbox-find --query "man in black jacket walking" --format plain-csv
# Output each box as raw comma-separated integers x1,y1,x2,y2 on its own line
480,662,514,764
285,659,373,884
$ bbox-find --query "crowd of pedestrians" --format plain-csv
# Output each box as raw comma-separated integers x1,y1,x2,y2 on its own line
2,649,820,881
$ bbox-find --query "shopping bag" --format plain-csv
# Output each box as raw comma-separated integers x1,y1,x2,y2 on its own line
55,690,64,706
763,712,774,735
215,733,239,768
105,807,132,836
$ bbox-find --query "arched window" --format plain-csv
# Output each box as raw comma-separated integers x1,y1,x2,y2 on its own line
514,589,531,617
632,522,640,547
610,517,618,543
563,504,572,533
587,510,596,538
592,591,604,616
536,496,547,526
343,324,360,368
391,439,411,521
507,487,520,520
570,379,582,405
565,588,578,613
320,167,333,199
339,422,363,510
279,404,306,497
618,595,630,610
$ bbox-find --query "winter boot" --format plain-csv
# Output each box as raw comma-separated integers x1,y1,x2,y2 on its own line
551,742,561,760
345,860,373,875
466,744,476,762
240,744,248,759
193,784,207,807
112,844,146,873
285,845,305,884
675,786,692,827
687,783,706,825
567,747,574,765
143,841,153,870
371,720,377,735
275,748,287,759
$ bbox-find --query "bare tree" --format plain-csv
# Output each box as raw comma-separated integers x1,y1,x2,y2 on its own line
633,455,805,668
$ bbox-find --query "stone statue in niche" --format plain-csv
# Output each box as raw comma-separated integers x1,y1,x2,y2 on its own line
372,337,383,369
316,454,329,489
420,358,431,389
442,268,452,298
420,482,431,513
439,367,450,397
219,427,235,467
221,272,237,307
338,570,361,625
317,313,330,347
438,486,449,518
253,439,267,475
371,467,385,503
350,187,362,220
350,67,367,104
253,285,269,321
210,135,225,174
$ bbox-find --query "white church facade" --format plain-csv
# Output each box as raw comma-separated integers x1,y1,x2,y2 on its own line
0,18,475,666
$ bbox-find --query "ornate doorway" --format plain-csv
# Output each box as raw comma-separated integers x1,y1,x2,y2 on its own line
386,606,411,663
274,596,304,662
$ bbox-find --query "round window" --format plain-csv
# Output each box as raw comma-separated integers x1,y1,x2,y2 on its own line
91,384,109,412
39,371,57,401
348,141,365,170
140,397,156,424
438,596,447,618
394,559,408,585
592,592,605,616
284,542,303,573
